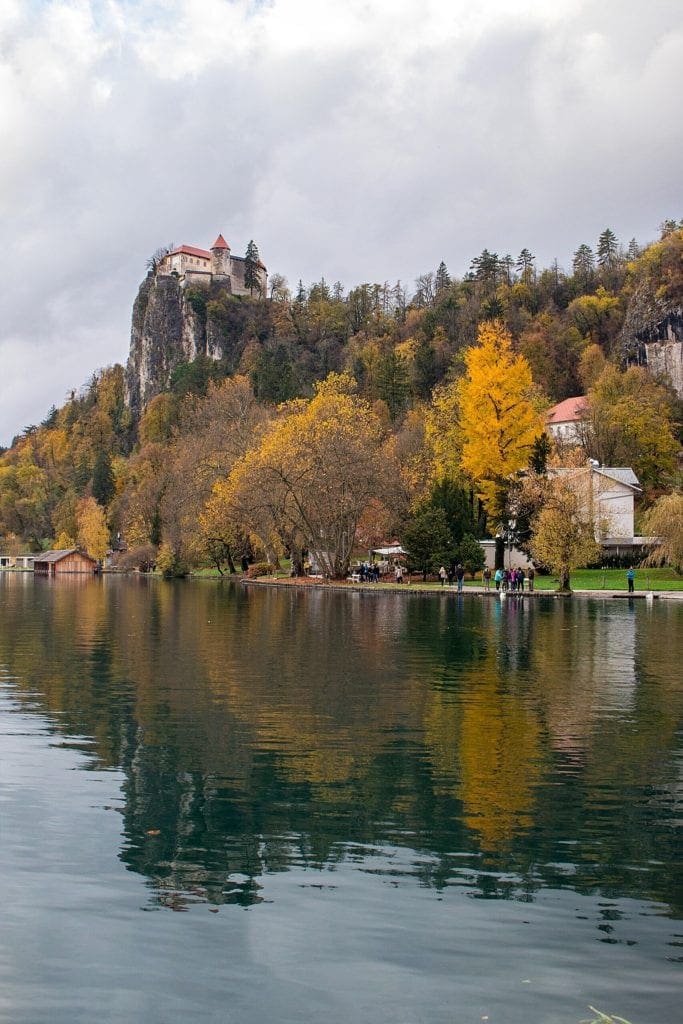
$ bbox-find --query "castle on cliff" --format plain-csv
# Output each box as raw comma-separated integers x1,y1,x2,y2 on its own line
157,234,267,297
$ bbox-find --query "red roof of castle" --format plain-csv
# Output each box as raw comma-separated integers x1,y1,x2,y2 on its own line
546,396,588,424
168,244,211,260
211,234,230,250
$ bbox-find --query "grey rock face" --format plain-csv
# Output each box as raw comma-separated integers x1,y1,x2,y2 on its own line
124,275,273,417
124,275,205,416
621,280,683,397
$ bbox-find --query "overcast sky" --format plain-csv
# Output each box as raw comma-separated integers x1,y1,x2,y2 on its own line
1,0,681,445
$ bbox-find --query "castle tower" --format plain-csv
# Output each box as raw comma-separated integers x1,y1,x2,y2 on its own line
210,233,231,281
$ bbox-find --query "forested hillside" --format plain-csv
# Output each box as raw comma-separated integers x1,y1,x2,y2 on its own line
1,222,681,575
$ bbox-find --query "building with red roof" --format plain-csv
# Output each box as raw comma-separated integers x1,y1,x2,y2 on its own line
545,395,588,445
158,233,267,297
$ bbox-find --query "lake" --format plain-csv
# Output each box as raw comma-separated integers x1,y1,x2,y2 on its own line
0,574,681,1024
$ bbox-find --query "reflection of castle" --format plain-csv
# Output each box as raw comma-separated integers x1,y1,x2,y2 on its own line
157,234,267,297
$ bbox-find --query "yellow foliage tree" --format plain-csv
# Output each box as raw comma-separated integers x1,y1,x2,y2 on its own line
529,474,600,591
54,530,75,550
212,373,391,578
76,497,109,562
580,364,678,490
431,321,543,524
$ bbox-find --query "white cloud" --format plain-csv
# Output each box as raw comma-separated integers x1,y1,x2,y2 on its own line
0,0,681,443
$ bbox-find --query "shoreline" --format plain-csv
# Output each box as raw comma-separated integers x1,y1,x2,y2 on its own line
241,576,683,601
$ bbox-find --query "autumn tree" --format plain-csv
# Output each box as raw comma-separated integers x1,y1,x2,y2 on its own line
0,442,51,547
214,373,391,578
160,376,269,568
577,343,607,391
578,365,679,490
116,443,169,549
640,492,683,570
529,475,600,592
519,313,584,401
430,321,543,526
76,497,109,561
568,286,622,351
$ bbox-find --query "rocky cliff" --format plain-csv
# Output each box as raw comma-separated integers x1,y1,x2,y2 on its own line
621,281,683,397
124,275,271,416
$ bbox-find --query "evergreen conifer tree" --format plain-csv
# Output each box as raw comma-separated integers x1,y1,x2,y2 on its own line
244,240,261,296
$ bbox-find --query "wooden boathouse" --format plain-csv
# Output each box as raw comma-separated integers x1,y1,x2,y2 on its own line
33,549,97,575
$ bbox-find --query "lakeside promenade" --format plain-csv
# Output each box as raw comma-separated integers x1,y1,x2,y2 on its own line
243,577,683,601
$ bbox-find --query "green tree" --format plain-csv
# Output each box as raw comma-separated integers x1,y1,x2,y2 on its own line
457,533,486,576
435,261,451,294
251,344,295,403
572,244,595,289
376,350,410,421
412,336,438,399
244,240,261,297
597,228,619,269
91,450,115,506
428,477,483,547
401,504,454,581
516,248,535,285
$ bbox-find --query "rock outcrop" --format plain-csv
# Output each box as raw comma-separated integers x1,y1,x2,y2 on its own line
621,280,683,397
124,274,271,416
124,275,201,415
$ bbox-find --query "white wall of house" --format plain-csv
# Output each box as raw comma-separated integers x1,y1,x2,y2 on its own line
553,466,639,541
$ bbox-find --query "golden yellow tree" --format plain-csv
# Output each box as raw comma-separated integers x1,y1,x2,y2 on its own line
76,497,109,561
431,321,543,524
212,373,391,577
54,531,75,549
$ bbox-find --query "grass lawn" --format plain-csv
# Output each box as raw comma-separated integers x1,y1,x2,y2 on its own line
528,567,683,592
190,562,683,592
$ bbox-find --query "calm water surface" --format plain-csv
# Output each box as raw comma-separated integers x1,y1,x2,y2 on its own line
0,575,681,1024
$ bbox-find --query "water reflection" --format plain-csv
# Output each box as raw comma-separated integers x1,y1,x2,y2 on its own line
0,574,681,919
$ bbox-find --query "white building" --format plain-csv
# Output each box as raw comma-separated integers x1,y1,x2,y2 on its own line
553,464,641,544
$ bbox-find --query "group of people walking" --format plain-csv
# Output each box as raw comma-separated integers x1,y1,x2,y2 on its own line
490,566,533,591
437,564,534,592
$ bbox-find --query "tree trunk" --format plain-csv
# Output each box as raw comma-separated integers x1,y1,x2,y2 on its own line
557,567,571,592
226,546,236,575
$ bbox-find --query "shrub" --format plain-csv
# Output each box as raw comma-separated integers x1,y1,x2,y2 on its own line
115,544,157,572
246,561,274,579
156,543,188,578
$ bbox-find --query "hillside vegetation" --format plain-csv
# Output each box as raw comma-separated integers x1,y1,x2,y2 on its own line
0,223,681,576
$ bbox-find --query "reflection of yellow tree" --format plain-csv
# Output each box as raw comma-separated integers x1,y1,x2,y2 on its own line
424,650,543,852
458,676,542,850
